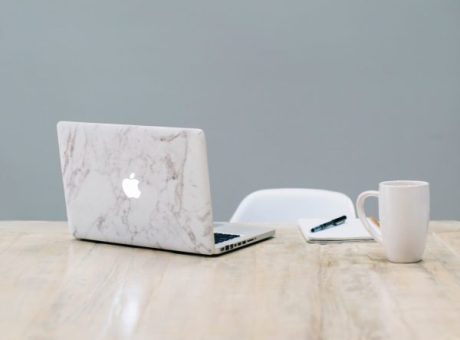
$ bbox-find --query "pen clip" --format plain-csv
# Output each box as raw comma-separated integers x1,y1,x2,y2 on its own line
333,218,346,226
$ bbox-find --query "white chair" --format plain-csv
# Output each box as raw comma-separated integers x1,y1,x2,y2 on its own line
230,188,355,224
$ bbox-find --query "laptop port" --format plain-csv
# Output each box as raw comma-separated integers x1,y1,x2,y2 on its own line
225,245,230,251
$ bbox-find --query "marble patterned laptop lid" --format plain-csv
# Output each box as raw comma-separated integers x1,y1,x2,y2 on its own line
57,121,215,255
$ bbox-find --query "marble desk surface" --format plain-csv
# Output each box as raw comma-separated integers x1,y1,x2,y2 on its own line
1,220,460,340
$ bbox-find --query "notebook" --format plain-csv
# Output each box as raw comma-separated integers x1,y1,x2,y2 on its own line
298,218,374,242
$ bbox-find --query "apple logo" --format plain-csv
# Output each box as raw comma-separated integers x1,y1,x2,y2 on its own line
122,173,142,199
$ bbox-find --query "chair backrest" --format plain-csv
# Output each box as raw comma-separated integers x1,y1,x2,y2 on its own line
230,188,355,224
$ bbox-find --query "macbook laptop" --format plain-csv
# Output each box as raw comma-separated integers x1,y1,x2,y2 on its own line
57,121,275,255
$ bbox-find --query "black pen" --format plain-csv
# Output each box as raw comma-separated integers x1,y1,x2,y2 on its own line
310,215,347,233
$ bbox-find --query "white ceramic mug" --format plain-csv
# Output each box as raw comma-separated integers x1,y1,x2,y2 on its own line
356,180,430,263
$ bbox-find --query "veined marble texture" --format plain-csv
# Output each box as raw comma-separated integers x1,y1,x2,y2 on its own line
57,122,215,255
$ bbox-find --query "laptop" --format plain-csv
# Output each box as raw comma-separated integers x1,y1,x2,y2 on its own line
57,121,275,255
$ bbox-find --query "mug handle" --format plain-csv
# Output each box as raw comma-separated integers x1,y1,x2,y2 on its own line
356,191,383,244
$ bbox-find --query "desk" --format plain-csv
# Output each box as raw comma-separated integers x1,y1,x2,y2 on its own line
1,221,460,339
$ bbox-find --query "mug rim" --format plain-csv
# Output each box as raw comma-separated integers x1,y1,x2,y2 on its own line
380,180,429,188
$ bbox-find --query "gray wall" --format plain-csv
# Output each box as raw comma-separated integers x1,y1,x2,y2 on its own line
1,0,459,221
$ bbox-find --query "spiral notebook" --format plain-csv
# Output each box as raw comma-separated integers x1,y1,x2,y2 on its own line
298,218,374,242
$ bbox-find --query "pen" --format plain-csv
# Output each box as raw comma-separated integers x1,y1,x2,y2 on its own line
310,215,347,233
